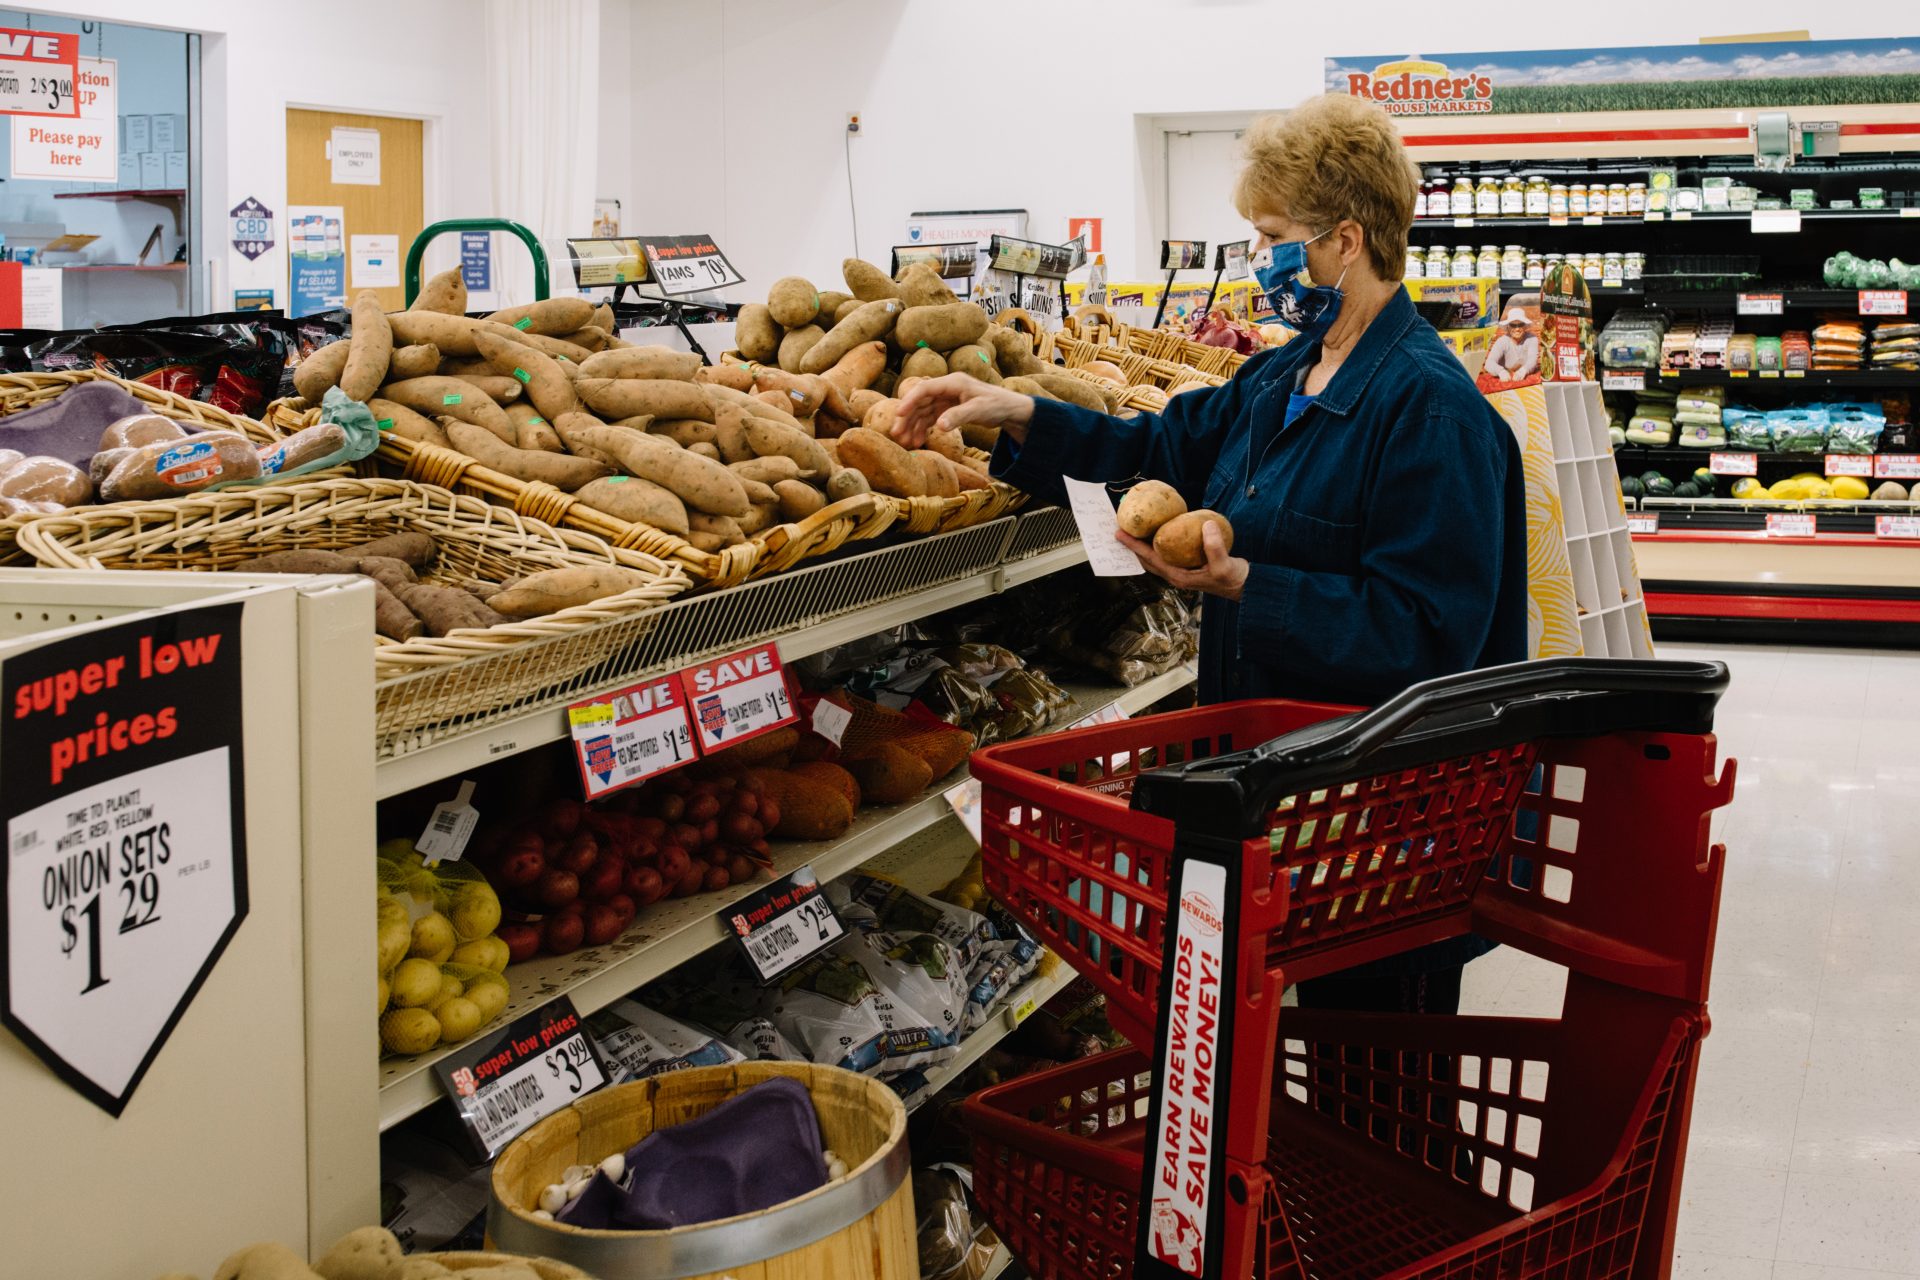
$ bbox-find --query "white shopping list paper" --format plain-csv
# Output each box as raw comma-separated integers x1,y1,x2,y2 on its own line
1063,476,1144,577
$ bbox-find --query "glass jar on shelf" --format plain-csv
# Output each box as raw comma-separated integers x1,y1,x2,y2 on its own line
1500,175,1526,216
1606,182,1629,215
1624,252,1645,280
1426,176,1453,218
1581,252,1604,280
1501,245,1526,278
1425,244,1450,276
1474,174,1501,217
1450,175,1475,216
1476,244,1502,277
1524,252,1546,283
1601,252,1625,282
1548,183,1569,216
1405,252,1425,277
1627,182,1647,214
1451,245,1476,276
1569,182,1590,216
1524,174,1551,216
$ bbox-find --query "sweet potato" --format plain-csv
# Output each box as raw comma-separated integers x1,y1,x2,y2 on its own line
704,384,811,434
729,456,801,485
860,399,900,435
1153,509,1234,569
836,427,924,498
743,416,833,478
489,565,664,616
345,532,435,566
738,500,777,535
339,292,394,402
1020,372,1110,413
578,377,715,423
821,340,887,399
651,418,718,448
843,258,900,302
734,303,781,362
898,262,958,308
901,727,975,779
411,267,467,315
689,442,722,461
369,579,424,641
397,581,507,636
572,475,690,536
736,476,779,506
476,327,578,418
579,346,702,381
558,326,615,352
845,744,933,805
946,343,1001,384
698,726,800,774
912,450,960,498
293,339,352,401
387,311,517,358
696,362,756,392
564,422,750,517
899,347,948,381
232,549,358,575
712,403,753,463
504,402,564,452
388,342,441,380
847,388,887,421
896,302,989,353
589,303,616,332
444,420,611,489
799,299,904,375
767,276,821,328
751,367,827,418
499,329,595,364
446,373,524,403
369,398,451,449
833,297,863,325
380,376,516,442
773,478,826,521
791,761,860,812
484,297,597,336
1117,479,1186,538
816,290,854,320
827,467,870,500
746,767,853,840
777,325,825,373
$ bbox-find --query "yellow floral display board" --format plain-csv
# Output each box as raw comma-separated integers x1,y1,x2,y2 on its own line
1485,383,1583,658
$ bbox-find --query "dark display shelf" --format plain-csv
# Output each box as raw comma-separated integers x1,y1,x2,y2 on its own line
1410,209,1920,234
1603,369,1920,389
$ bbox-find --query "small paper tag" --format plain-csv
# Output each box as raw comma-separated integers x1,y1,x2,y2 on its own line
680,643,799,754
1751,209,1801,234
1627,513,1659,535
1875,515,1920,539
1858,290,1908,317
945,778,983,844
810,698,852,747
417,780,479,863
1063,477,1144,577
434,997,608,1159
566,676,697,800
1874,455,1920,479
1737,293,1783,316
1602,371,1645,391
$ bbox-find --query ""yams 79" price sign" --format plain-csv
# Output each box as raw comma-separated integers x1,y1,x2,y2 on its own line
2,603,248,1116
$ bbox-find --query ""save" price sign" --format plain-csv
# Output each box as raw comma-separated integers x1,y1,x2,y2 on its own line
679,643,797,755
566,675,697,800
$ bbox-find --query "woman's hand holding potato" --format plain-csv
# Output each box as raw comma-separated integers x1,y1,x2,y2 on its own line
1117,519,1248,600
891,373,1035,450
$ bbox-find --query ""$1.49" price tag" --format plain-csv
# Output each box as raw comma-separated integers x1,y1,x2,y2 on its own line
435,997,608,1159
725,864,844,983
679,643,797,755
566,675,696,801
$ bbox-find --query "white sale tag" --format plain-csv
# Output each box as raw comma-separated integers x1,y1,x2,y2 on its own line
1710,452,1758,476
1875,455,1920,480
1063,477,1144,577
1751,209,1801,234
416,780,478,863
1737,293,1783,316
1767,513,1816,537
724,864,845,983
1824,455,1876,478
810,698,852,747
1876,516,1920,539
1627,513,1660,535
1602,371,1645,391
679,643,798,754
567,676,696,800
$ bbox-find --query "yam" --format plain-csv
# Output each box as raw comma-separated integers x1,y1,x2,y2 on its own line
484,297,597,336
504,401,563,452
369,579,424,642
736,476,779,506
842,258,900,302
947,343,1002,384
902,728,975,779
293,339,352,401
689,442,721,461
339,292,394,402
1021,372,1111,413
446,373,524,403
579,346,702,381
827,468,870,501
1153,509,1234,568
816,290,854,320
411,268,467,316
746,766,855,840
777,324,825,373
897,347,947,382
232,549,356,575
499,329,595,364
898,262,958,308
355,555,415,585
730,455,802,485
698,726,799,773
985,325,1044,376
688,512,744,548
951,464,992,491
845,745,932,805
1117,479,1186,538
397,581,507,636
380,376,516,442
558,326,615,352
562,422,750,516
489,565,664,616
696,362,756,392
836,427,924,498
743,416,833,478
704,383,809,433
734,303,781,362
847,388,886,421
766,276,821,328
387,311,516,358
860,398,900,436
551,410,626,466
476,326,578,418
712,402,753,463
738,500,777,536
345,532,435,566
578,377,715,423
799,299,904,375
651,418,718,449
388,343,441,380
791,761,860,812
752,367,827,418
1002,375,1057,401
773,478,826,521
912,450,961,498
833,297,863,325
589,303,616,332
924,426,973,468
821,340,888,399
572,475,690,536
443,420,611,489
896,302,989,353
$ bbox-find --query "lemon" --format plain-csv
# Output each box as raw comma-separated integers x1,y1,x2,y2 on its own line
389,957,442,1008
381,1007,441,1056
410,911,456,963
449,886,502,942
435,997,485,1044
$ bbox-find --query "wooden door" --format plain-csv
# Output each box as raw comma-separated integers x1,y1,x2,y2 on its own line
285,109,423,311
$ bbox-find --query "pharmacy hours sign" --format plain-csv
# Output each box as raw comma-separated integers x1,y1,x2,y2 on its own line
2,603,248,1116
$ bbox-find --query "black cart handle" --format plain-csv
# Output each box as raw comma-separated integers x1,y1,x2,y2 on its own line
1131,658,1729,839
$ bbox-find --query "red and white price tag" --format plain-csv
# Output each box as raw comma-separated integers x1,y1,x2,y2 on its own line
1602,371,1645,391
566,675,697,800
1876,516,1920,539
1767,512,1817,538
1825,454,1876,477
1627,513,1660,535
1737,293,1783,316
1859,290,1908,316
1875,455,1920,480
1710,452,1758,476
680,642,798,755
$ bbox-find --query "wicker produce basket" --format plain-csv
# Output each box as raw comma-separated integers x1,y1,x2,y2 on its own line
15,477,692,736
0,369,306,564
267,398,900,590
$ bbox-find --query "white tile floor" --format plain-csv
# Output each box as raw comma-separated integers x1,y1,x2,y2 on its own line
1457,641,1920,1279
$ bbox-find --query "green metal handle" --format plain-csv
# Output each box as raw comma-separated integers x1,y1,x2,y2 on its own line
403,218,549,306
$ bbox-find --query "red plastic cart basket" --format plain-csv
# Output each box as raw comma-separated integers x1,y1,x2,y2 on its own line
965,659,1736,1280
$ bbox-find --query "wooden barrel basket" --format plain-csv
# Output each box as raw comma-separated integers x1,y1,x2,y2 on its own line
488,1062,915,1280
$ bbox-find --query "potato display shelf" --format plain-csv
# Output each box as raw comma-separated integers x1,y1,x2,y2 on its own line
374,664,1198,1129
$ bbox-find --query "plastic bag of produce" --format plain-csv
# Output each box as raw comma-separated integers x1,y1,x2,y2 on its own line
838,875,995,968
1723,407,1772,451
643,966,806,1063
587,998,746,1083
838,925,971,1048
1826,402,1886,455
914,1165,1000,1280
1626,415,1674,447
1767,407,1830,453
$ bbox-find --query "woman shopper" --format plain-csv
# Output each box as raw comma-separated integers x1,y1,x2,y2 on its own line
892,93,1526,1014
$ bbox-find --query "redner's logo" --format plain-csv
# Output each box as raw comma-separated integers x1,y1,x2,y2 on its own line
1346,57,1493,116
1180,889,1224,938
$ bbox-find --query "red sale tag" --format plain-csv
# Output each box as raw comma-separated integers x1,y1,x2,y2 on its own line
1737,293,1783,316
1859,290,1908,316
679,642,798,755
1710,452,1758,476
1876,455,1920,480
1876,516,1920,540
1825,455,1876,477
1767,513,1816,538
567,675,696,799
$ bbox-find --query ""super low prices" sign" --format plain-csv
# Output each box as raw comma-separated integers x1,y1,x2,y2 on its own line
2,603,248,1116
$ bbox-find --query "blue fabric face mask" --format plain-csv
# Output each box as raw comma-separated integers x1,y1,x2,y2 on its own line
1251,229,1347,340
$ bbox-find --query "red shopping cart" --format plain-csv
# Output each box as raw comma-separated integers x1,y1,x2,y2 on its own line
964,659,1735,1280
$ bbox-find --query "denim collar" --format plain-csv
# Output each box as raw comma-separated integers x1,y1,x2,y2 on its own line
1267,285,1418,417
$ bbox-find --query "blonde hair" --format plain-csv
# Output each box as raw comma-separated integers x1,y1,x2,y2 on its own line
1233,94,1419,281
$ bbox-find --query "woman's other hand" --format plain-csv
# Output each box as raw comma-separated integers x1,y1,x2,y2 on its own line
891,373,1036,449
1117,521,1249,600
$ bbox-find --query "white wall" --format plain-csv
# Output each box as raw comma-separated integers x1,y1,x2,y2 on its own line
601,0,1919,289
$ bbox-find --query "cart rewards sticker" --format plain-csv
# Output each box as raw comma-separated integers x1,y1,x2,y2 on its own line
1148,859,1228,1278
679,643,797,755
1,603,247,1117
725,864,844,984
435,997,608,1159
567,675,696,800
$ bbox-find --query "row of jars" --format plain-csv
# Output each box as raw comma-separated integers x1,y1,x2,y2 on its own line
1406,244,1645,283
1416,174,1649,219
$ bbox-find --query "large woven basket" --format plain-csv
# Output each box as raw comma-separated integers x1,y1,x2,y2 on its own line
267,398,900,590
16,477,690,695
0,369,304,564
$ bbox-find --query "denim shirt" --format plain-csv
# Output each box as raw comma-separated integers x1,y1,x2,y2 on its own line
995,286,1527,708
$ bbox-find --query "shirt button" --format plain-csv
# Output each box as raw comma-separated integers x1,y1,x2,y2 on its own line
1246,484,1257,497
